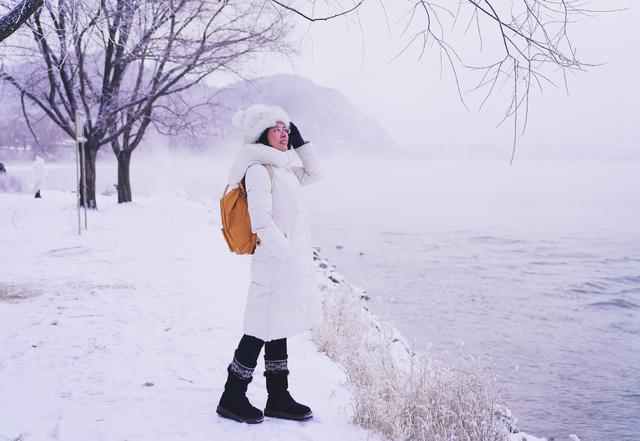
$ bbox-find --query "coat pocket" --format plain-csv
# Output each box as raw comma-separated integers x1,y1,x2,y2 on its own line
250,259,273,288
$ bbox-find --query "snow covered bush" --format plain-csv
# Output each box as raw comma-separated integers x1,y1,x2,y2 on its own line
0,174,24,193
313,254,510,441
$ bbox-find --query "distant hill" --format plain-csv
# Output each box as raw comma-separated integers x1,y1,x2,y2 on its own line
210,74,397,155
0,72,398,159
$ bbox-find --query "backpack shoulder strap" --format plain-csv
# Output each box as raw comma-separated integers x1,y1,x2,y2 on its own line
264,164,273,194
241,164,273,193
264,164,273,182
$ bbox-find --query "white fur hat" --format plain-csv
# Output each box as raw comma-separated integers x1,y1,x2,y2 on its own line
232,104,290,144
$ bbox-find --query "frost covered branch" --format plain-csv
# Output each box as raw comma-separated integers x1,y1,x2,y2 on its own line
269,0,364,22
0,0,42,42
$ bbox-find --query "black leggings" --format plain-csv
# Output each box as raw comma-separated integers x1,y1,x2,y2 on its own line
234,334,287,369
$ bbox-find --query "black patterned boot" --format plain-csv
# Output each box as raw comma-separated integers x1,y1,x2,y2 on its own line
263,358,313,421
216,359,264,424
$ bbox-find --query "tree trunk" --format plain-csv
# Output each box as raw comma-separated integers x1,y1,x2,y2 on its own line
117,150,132,203
79,142,98,209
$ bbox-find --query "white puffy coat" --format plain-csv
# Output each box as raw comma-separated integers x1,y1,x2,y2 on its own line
32,156,47,191
227,143,324,341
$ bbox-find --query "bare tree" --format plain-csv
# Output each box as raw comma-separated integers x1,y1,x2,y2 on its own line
0,0,42,42
1,0,287,206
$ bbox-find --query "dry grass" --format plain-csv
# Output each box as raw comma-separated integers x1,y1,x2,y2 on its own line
0,282,40,302
313,267,512,441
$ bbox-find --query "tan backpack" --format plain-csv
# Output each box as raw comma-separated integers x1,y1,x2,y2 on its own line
220,165,272,254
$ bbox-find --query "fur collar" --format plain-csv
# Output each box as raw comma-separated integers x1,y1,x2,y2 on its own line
227,143,294,187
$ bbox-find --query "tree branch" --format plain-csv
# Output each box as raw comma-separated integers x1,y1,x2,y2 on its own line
0,0,42,42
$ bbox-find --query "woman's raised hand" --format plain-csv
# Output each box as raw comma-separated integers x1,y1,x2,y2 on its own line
288,122,308,149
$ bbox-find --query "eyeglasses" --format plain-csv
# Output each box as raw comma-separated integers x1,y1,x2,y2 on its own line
269,126,290,135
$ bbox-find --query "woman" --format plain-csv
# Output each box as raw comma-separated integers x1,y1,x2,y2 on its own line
218,104,324,424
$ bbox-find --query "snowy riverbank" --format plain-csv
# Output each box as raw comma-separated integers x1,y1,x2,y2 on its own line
0,191,379,441
1,191,546,441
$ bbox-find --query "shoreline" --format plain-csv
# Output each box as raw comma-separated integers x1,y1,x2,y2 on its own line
311,247,550,441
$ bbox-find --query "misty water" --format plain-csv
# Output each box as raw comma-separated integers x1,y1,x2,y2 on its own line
307,158,640,441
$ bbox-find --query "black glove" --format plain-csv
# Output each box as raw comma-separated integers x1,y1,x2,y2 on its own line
288,122,308,149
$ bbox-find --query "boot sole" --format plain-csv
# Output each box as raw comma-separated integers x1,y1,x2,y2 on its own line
216,405,264,424
264,408,313,421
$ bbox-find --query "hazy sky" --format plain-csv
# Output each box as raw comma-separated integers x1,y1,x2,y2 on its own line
278,0,639,160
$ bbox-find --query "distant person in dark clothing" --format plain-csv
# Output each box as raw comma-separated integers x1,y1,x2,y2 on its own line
0,162,24,193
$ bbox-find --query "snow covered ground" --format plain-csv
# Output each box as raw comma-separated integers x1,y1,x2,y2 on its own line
0,191,379,441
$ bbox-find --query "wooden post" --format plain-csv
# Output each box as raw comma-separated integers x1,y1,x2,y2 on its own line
76,111,88,230
75,111,82,235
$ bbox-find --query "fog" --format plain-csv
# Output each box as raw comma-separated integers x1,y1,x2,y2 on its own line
294,0,639,161
207,0,640,162
6,150,639,236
